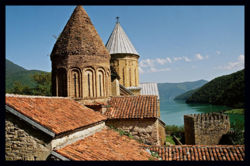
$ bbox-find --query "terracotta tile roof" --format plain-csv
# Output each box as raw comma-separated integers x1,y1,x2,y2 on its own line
55,128,152,160
5,94,107,135
105,95,159,119
149,145,245,161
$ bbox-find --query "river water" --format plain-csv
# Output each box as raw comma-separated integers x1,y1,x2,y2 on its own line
160,99,244,126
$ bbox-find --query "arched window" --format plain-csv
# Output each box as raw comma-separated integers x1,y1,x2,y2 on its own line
85,69,94,97
57,68,67,97
71,69,81,98
123,68,125,86
97,70,105,97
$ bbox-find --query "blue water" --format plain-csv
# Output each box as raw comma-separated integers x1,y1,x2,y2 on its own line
160,99,233,126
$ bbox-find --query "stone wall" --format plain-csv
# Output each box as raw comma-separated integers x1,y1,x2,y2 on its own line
158,119,166,145
184,113,230,145
5,112,52,160
106,118,160,145
111,78,120,96
110,54,139,88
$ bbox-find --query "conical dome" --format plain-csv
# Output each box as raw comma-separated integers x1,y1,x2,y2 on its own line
105,21,139,56
51,6,110,59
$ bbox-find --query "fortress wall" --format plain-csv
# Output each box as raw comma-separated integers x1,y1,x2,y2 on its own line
184,113,230,145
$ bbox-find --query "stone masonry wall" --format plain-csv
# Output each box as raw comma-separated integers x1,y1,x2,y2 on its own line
184,113,230,145
110,54,139,88
106,118,159,145
158,120,166,145
5,112,52,160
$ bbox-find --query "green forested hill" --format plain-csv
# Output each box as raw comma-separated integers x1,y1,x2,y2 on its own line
174,88,198,100
5,59,47,91
158,80,208,101
186,69,244,108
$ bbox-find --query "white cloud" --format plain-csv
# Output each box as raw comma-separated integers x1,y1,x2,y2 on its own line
195,53,204,60
155,57,173,65
149,67,171,72
166,57,172,63
139,59,155,68
214,54,244,70
139,55,192,73
156,58,167,65
183,56,191,62
173,57,183,61
216,51,221,55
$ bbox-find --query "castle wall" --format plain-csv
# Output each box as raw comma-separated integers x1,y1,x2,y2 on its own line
184,113,230,145
106,118,160,145
5,112,52,160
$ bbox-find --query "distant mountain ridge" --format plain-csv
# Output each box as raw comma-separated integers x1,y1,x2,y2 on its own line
186,69,244,108
5,59,47,91
157,80,208,101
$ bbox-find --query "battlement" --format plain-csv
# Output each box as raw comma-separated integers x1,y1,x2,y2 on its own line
184,112,230,145
184,112,229,122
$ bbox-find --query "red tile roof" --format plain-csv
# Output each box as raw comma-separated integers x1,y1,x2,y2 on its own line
5,94,107,135
149,145,245,161
55,128,153,160
105,95,159,119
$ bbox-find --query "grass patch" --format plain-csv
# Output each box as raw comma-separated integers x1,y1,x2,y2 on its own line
165,136,175,145
224,108,244,115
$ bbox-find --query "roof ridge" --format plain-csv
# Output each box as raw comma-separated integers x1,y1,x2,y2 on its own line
6,93,70,99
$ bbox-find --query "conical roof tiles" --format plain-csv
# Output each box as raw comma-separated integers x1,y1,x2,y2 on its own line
105,21,139,55
51,6,110,58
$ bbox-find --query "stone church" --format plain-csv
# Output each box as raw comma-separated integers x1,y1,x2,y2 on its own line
5,6,245,161
50,5,166,145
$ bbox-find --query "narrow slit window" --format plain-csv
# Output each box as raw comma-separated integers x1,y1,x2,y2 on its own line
88,73,91,97
99,74,102,96
73,74,77,97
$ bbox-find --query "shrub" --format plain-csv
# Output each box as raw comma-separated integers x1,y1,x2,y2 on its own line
165,125,185,144
219,120,244,145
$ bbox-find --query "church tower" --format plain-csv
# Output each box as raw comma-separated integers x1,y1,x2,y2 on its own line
106,18,141,95
50,6,111,102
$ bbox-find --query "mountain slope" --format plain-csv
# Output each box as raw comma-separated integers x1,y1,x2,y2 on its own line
5,59,47,91
174,88,199,100
157,80,208,101
186,69,244,108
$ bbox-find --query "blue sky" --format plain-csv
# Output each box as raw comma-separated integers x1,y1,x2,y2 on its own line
6,6,244,83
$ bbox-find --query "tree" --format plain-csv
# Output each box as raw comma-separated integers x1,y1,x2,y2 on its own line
8,81,32,95
8,72,52,96
32,72,51,96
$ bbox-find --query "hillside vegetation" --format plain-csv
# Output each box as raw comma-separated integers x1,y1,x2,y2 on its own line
174,88,199,100
6,59,47,92
158,80,207,101
186,69,244,108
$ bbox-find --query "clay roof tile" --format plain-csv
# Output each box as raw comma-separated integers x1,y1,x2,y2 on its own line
6,94,107,135
106,95,159,119
149,145,245,161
